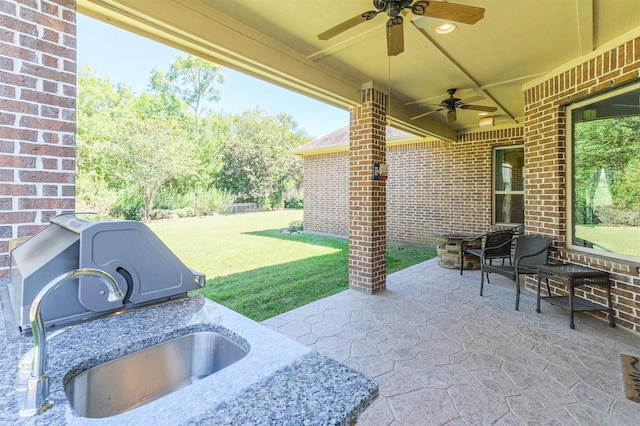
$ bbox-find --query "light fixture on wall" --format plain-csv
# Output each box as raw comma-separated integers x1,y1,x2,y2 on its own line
479,116,495,128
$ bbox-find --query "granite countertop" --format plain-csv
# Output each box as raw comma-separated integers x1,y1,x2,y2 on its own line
0,280,377,425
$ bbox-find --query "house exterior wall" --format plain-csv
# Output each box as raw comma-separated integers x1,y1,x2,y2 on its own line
523,35,640,332
302,152,348,237
387,129,524,246
0,0,76,278
302,128,524,247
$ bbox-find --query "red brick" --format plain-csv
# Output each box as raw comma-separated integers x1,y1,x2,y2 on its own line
42,80,58,93
0,69,38,89
0,112,16,125
18,170,73,183
19,197,73,209
0,211,36,223
17,224,47,237
0,126,38,141
20,88,73,108
19,142,74,158
41,158,57,169
0,155,36,168
0,183,36,196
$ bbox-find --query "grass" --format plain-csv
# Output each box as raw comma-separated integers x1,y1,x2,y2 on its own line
147,210,435,321
575,224,640,257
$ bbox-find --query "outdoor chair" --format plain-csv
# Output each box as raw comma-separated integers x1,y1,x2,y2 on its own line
459,229,515,281
480,234,552,310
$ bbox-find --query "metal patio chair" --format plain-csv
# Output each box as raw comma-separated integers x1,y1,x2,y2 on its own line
460,229,516,280
480,234,552,310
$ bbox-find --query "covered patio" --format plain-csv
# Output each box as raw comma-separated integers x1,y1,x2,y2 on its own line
264,260,640,425
2,2,640,423
3,1,640,330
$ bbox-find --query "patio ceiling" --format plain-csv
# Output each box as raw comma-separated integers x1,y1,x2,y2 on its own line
77,0,640,142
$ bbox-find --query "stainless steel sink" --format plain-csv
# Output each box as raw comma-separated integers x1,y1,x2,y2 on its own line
63,331,248,418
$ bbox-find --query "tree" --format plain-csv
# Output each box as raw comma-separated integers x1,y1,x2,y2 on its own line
216,108,308,208
149,55,226,214
111,115,197,221
574,117,640,224
77,67,198,217
76,67,136,213
149,54,224,135
77,65,134,117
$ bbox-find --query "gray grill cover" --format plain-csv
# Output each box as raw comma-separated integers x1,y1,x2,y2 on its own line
7,214,205,334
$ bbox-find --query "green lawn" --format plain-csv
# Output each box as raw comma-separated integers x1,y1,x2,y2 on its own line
575,224,640,257
148,210,434,321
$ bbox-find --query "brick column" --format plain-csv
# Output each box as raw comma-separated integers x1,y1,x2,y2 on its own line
349,83,386,293
0,0,77,278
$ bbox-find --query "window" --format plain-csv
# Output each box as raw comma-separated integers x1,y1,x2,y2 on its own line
493,145,524,225
567,83,640,261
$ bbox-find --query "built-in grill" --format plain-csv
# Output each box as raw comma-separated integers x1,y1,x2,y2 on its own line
4,213,205,337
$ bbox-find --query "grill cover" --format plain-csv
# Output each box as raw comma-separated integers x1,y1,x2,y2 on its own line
6,214,205,335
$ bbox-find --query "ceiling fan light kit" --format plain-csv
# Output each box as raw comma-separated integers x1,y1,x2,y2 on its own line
410,88,498,124
319,1,490,128
318,1,485,56
435,22,456,34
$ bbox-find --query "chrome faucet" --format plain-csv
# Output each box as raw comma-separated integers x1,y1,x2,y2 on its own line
17,268,124,418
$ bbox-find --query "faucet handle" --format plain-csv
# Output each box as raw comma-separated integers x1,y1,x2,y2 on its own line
18,374,51,418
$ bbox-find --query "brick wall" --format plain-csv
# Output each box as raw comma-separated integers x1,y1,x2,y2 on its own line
524,36,640,331
0,0,76,278
303,128,524,247
388,129,524,246
303,152,348,236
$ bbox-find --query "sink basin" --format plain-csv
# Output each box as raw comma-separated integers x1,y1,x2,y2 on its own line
63,330,248,418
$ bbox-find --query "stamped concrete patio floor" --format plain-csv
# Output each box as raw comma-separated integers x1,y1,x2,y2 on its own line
262,258,640,425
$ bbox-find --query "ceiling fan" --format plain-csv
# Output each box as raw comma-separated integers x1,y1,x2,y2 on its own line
317,1,485,56
411,88,497,123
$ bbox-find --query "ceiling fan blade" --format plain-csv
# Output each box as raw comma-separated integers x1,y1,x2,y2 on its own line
459,96,484,104
412,1,485,25
318,11,377,40
387,17,404,56
465,105,498,113
447,110,457,123
411,109,441,120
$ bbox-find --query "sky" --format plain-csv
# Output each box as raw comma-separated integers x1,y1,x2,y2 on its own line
76,15,349,139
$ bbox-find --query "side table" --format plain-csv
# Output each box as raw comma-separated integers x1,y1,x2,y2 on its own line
536,264,615,329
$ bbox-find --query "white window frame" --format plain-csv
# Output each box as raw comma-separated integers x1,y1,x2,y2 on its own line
492,145,525,226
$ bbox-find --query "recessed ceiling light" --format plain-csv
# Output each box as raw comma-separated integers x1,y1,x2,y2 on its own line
436,22,456,34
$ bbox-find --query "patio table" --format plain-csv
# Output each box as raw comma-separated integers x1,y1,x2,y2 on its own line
536,264,615,329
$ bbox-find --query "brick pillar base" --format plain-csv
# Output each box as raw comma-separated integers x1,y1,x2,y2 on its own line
348,84,386,293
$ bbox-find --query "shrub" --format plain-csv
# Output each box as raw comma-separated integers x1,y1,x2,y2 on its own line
284,197,303,209
75,175,118,215
595,207,640,226
287,220,304,232
109,189,144,220
175,207,194,218
197,188,236,215
110,204,143,221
